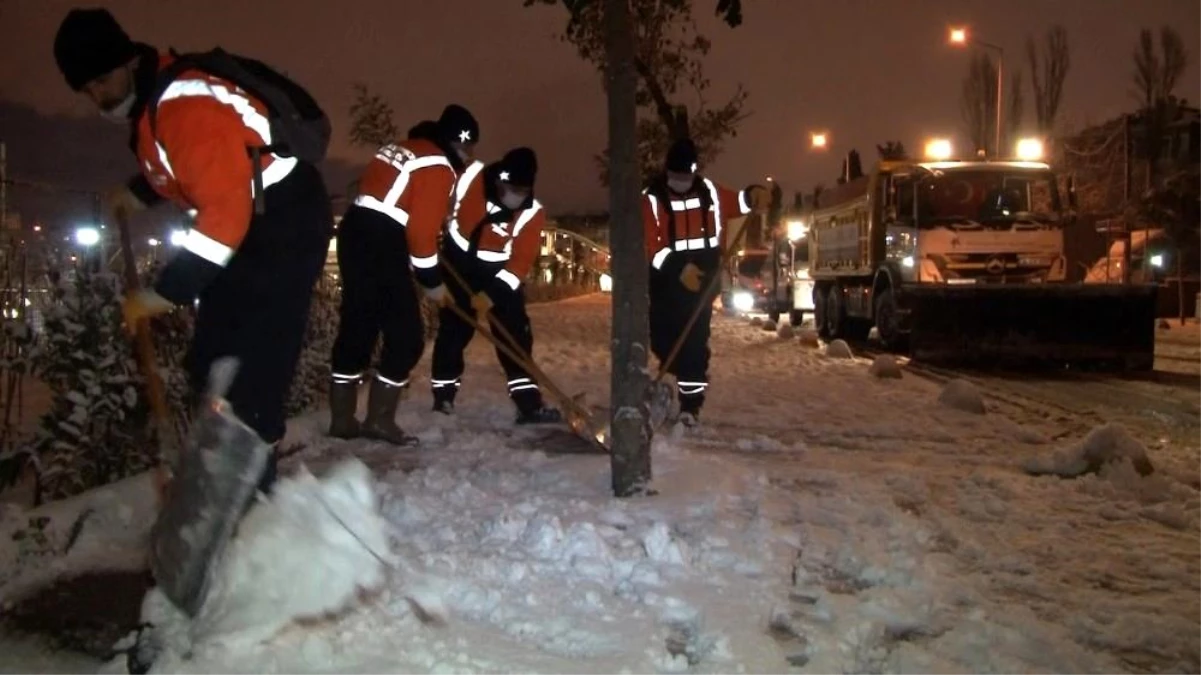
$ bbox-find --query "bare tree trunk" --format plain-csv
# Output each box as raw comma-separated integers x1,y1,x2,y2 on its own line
1177,245,1186,326
605,0,652,497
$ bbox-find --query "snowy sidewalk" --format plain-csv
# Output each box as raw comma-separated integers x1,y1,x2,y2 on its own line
2,293,1198,673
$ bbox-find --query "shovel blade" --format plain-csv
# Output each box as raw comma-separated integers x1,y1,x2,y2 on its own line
647,380,674,431
149,396,270,617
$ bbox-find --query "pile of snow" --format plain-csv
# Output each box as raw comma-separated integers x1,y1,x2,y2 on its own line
0,472,158,607
824,339,853,359
937,379,986,414
125,458,392,668
761,319,777,332
868,354,902,379
796,330,820,348
776,323,795,339
1022,423,1154,478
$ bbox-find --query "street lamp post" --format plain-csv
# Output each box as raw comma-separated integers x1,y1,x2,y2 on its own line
950,27,1004,158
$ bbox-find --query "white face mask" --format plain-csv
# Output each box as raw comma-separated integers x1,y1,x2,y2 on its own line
100,92,135,123
501,190,527,210
667,176,694,194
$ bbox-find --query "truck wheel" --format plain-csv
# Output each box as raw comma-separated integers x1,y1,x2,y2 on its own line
827,285,870,342
874,288,908,351
789,309,805,327
813,285,830,339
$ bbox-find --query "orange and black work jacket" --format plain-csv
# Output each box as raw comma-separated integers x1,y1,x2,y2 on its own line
445,161,546,292
352,138,456,286
642,177,752,271
130,52,302,303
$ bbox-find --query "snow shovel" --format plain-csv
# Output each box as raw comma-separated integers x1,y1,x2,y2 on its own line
437,260,609,453
149,356,272,617
649,207,759,428
113,207,180,498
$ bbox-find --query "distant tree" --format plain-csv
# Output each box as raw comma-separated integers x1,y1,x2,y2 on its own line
526,0,743,497
1026,25,1071,135
1131,26,1189,188
347,82,399,149
960,53,1024,156
876,141,908,160
525,0,749,185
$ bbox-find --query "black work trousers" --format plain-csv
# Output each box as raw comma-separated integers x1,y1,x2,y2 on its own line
431,243,542,411
329,206,427,386
185,162,333,445
649,248,720,412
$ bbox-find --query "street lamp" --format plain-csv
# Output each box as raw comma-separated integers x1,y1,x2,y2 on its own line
924,138,954,161
74,226,100,247
949,26,1004,158
810,132,828,150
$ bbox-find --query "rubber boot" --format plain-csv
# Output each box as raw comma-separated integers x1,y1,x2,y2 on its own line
328,378,361,439
362,378,419,446
432,386,457,415
513,389,563,425
677,392,704,427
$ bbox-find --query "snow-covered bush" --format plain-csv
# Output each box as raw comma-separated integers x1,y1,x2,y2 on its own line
23,267,155,502
0,317,37,492
284,275,340,416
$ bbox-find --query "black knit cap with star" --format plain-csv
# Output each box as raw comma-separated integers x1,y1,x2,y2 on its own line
666,138,699,173
437,104,479,146
53,8,140,91
498,147,537,187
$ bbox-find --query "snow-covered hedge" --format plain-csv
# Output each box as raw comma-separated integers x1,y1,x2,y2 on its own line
0,265,342,503
18,268,157,502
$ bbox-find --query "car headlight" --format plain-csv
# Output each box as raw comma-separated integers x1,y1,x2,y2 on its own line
732,291,755,312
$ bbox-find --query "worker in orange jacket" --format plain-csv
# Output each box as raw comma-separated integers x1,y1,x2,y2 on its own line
326,106,478,445
643,138,764,426
431,147,562,424
53,8,332,491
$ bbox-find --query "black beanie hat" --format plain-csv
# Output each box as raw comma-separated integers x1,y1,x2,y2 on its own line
498,147,537,187
407,120,440,141
53,8,139,91
666,138,699,173
437,104,479,145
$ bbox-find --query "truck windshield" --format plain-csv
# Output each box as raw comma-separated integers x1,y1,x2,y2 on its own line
915,169,1062,230
736,255,767,276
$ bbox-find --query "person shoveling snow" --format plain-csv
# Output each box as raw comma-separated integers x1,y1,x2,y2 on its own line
117,458,405,673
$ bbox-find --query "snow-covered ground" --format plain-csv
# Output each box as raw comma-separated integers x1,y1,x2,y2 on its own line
1,293,1198,673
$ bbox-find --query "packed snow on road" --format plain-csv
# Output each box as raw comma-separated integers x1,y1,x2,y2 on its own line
1,294,1198,673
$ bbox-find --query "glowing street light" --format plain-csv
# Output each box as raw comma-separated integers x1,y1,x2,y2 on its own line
924,138,954,161
810,132,828,149
170,229,188,247
948,25,1004,158
148,237,161,247
74,226,100,247
786,220,808,241
1014,137,1045,161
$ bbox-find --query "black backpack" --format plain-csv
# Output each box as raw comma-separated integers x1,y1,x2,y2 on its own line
148,48,331,214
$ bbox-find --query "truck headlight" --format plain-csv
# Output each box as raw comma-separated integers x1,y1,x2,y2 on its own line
732,291,755,312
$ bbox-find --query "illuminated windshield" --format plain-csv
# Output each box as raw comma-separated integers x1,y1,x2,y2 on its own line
914,169,1062,229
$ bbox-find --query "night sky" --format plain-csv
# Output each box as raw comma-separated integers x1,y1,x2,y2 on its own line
1,0,1198,213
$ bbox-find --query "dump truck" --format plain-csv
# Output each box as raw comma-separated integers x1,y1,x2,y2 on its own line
802,141,1158,370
